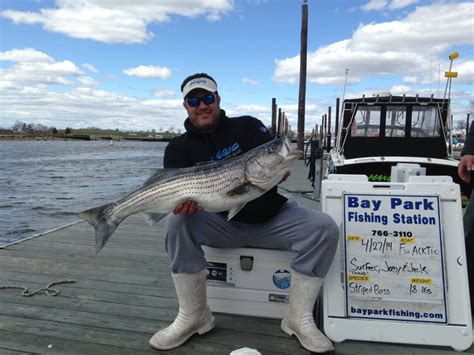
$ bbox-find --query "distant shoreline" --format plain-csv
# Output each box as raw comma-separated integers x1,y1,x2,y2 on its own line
0,135,173,142
0,135,91,141
0,135,65,141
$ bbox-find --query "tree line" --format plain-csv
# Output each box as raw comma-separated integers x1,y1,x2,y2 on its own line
2,120,72,136
1,120,181,140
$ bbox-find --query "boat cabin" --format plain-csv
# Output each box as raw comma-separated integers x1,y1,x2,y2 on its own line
330,94,470,197
338,95,450,160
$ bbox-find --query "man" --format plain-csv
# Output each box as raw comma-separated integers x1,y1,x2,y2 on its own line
149,73,339,353
458,121,474,313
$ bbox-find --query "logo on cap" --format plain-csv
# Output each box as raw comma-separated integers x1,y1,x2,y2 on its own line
182,76,218,98
189,79,209,87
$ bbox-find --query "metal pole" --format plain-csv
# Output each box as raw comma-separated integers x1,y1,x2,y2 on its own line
342,68,349,102
335,97,340,144
338,69,349,150
443,59,454,102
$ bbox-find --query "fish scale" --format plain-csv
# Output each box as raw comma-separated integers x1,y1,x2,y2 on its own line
79,137,302,252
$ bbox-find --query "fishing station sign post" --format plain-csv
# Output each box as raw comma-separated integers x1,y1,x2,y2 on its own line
321,175,471,351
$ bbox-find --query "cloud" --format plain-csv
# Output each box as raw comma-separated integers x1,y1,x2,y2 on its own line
390,85,411,94
81,63,98,73
0,48,186,131
454,61,474,84
123,65,172,79
242,77,260,85
153,88,175,97
0,48,83,87
403,76,418,84
1,0,233,44
273,2,474,86
78,76,98,86
0,48,53,63
388,0,419,10
0,84,186,131
361,0,389,11
361,0,418,11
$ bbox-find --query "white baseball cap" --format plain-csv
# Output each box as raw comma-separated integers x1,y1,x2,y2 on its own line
182,77,218,98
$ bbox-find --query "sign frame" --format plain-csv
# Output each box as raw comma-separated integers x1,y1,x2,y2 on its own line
322,174,471,351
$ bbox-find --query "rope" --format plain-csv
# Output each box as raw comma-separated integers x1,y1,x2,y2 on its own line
0,280,76,297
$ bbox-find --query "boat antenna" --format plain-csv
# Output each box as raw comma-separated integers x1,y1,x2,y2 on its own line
437,63,441,98
443,51,459,158
443,51,458,103
342,68,349,102
429,48,432,94
336,68,349,151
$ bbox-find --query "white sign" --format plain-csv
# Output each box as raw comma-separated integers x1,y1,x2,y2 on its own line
343,193,447,323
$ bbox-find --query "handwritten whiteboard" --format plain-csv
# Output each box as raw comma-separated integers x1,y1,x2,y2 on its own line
321,175,472,351
343,193,447,323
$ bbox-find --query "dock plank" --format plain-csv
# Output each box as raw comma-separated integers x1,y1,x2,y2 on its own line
0,213,309,354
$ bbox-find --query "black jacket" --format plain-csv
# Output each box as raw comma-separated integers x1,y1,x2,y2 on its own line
164,110,288,223
462,121,474,156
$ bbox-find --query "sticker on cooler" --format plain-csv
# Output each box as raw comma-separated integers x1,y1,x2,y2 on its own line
273,269,291,289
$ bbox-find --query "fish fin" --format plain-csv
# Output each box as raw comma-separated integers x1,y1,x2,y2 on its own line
227,203,247,220
144,212,168,226
226,182,252,196
78,203,123,253
142,168,175,186
194,160,217,167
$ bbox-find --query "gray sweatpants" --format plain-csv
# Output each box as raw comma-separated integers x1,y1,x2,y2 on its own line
165,202,339,278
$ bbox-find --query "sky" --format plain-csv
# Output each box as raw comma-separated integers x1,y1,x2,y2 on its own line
0,0,472,133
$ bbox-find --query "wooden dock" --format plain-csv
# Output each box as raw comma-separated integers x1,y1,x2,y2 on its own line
0,161,472,354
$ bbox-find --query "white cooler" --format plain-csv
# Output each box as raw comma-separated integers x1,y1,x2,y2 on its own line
203,246,297,319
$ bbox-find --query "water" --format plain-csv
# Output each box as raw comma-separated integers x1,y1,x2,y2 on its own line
0,140,165,247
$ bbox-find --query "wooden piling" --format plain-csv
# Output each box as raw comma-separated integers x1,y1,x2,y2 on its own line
326,106,332,152
271,98,277,137
278,108,282,135
297,0,308,151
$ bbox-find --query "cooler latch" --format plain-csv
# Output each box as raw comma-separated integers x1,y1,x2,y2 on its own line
240,256,254,271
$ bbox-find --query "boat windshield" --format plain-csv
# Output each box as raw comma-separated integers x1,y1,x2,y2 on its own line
350,104,442,139
385,106,406,137
352,106,381,137
411,106,442,137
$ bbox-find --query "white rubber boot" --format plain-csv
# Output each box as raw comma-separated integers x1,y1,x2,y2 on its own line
149,269,215,350
281,270,334,353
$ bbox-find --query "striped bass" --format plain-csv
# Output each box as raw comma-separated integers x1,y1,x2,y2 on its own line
79,136,302,253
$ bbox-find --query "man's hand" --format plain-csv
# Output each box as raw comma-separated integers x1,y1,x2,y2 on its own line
458,154,474,184
173,200,203,215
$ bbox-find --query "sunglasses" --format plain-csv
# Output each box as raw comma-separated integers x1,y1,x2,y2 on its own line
186,94,216,108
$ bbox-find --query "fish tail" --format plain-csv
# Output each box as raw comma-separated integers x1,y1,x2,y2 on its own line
78,203,123,253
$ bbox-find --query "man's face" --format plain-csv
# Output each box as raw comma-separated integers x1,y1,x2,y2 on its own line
183,89,221,132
